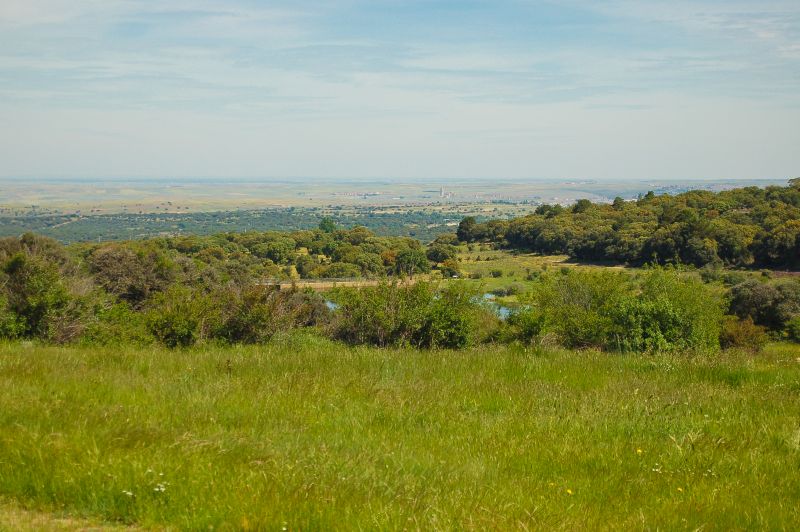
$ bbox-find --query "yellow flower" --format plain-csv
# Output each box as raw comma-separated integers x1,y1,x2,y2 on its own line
566,489,573,495
636,448,643,455
677,487,684,493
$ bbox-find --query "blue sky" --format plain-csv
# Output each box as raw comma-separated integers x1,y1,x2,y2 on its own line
0,0,798,180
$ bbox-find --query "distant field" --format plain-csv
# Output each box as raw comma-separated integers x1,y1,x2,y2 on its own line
3,177,781,214
1,336,799,530
456,248,632,298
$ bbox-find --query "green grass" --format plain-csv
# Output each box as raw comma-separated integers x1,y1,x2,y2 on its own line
1,335,799,530
457,248,628,291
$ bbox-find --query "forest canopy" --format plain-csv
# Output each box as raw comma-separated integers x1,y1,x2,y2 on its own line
457,180,800,269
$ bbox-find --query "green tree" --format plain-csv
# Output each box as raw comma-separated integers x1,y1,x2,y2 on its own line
318,217,337,233
395,248,430,277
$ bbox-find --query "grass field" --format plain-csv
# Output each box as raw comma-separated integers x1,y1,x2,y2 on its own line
1,335,799,530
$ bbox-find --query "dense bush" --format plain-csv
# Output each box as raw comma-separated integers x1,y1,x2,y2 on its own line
218,286,328,344
146,286,217,348
719,316,768,352
81,302,153,346
2,253,73,340
786,316,800,343
508,268,724,353
0,294,22,339
331,282,495,348
531,269,630,349
729,279,800,331
613,269,724,353
87,243,175,306
0,227,792,354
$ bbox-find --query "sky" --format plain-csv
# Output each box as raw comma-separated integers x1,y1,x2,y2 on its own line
0,0,798,181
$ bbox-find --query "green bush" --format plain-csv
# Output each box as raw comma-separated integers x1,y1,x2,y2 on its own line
0,295,22,339
786,316,800,343
331,282,432,347
217,286,329,344
729,279,800,331
720,316,768,352
613,269,725,353
331,282,493,348
81,302,153,346
530,269,630,349
2,253,72,339
414,284,483,349
519,268,725,353
146,286,218,348
505,308,544,344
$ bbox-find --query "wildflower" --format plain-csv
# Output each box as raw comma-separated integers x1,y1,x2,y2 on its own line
566,489,573,495
122,490,134,497
636,449,643,455
154,483,166,493
677,487,684,493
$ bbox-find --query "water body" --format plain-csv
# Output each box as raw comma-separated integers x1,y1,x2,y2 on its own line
482,293,512,320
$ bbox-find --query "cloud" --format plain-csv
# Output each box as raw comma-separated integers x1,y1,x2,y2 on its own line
0,0,798,179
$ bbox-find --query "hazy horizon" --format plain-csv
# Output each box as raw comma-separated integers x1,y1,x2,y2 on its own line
1,1,799,181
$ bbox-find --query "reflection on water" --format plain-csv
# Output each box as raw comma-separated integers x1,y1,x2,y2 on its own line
482,293,511,320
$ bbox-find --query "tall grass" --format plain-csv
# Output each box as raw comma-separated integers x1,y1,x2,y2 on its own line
1,335,799,529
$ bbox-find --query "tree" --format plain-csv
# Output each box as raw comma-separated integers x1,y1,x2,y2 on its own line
395,248,430,277
572,199,593,213
426,243,458,263
318,217,337,233
456,217,478,242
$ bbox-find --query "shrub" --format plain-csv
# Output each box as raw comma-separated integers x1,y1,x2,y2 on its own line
2,253,72,339
730,279,800,331
217,286,329,344
786,316,800,343
720,316,768,352
426,243,458,263
414,284,476,349
0,295,22,339
505,308,544,344
87,243,175,306
146,286,218,348
439,259,461,278
331,282,433,347
331,282,493,348
490,269,503,278
491,283,525,297
522,268,725,353
320,262,361,279
394,248,430,277
613,268,724,353
530,269,631,349
81,302,153,346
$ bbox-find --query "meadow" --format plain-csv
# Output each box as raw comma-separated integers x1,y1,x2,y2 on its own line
2,335,799,530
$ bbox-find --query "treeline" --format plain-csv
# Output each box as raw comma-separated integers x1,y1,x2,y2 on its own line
0,229,455,347
0,206,460,242
77,220,461,285
457,180,800,269
1,231,799,351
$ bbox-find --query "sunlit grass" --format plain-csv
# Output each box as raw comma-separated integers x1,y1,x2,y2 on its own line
1,335,799,529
